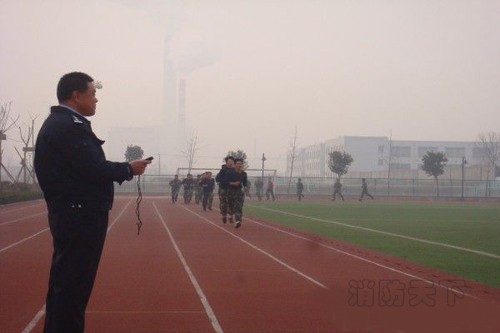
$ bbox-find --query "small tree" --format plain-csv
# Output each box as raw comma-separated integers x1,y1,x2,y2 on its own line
328,151,353,180
227,149,248,169
125,144,144,162
421,151,448,198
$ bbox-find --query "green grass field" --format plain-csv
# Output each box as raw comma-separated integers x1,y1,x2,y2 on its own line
245,200,500,288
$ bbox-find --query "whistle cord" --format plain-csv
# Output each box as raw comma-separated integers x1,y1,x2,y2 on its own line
135,175,143,235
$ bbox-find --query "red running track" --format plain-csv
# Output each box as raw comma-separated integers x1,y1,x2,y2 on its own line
1,196,499,332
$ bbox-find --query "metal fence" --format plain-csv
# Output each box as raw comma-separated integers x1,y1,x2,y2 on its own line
115,175,500,199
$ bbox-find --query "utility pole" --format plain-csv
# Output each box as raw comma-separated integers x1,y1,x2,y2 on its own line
461,156,467,200
287,126,298,194
261,153,266,182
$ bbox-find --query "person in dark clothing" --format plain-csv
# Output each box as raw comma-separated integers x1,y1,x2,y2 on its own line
296,178,304,201
169,175,182,203
332,178,345,201
199,171,215,211
254,178,264,201
266,177,276,201
194,174,203,204
226,158,248,228
359,178,374,201
34,72,151,333
181,174,195,204
215,156,234,223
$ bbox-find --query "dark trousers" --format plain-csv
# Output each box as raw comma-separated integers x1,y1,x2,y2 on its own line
44,207,109,333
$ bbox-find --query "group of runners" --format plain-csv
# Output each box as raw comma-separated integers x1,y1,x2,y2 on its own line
296,177,375,202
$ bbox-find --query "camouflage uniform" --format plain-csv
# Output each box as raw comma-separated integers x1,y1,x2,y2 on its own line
215,165,231,220
169,176,182,203
227,187,245,222
199,174,215,211
181,174,195,204
194,174,203,204
226,168,248,224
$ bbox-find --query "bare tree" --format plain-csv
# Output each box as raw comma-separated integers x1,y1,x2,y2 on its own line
14,114,39,184
182,131,199,174
476,132,500,196
476,132,500,179
1,101,20,188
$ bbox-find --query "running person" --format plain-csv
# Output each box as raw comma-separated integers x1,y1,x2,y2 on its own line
359,178,374,201
226,158,248,228
215,156,234,223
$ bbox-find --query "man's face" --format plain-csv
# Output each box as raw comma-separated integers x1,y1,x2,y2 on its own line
226,159,235,168
75,82,98,117
235,161,243,171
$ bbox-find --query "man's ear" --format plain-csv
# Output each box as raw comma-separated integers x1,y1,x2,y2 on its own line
71,90,80,103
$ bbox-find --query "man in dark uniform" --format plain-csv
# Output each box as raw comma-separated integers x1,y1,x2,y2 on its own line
215,156,234,223
194,174,203,204
34,72,151,333
266,177,276,201
296,178,304,201
169,174,182,203
199,171,215,211
181,174,195,204
254,178,264,201
226,158,248,228
332,178,345,201
359,178,374,201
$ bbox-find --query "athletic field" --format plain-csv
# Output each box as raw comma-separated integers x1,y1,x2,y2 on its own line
246,199,500,288
1,196,499,332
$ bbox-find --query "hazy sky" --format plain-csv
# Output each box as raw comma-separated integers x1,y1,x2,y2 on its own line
1,0,499,172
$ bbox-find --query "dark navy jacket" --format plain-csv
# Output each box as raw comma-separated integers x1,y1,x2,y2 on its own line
225,169,248,191
34,106,132,211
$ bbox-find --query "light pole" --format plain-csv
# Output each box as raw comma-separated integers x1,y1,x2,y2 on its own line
261,153,266,182
461,156,467,200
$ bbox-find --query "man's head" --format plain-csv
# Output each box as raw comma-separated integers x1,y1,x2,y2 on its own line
225,156,235,168
57,72,97,117
234,158,243,171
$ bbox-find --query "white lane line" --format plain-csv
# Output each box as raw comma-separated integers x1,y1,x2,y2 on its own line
178,204,328,290
242,215,479,300
0,212,47,226
250,205,500,260
22,305,46,333
21,198,133,333
107,198,134,232
153,202,224,333
0,228,49,254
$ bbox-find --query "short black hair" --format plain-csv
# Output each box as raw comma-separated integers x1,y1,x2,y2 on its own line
234,158,243,163
57,72,94,102
225,156,235,162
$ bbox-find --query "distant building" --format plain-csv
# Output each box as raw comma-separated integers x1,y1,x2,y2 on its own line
288,136,490,179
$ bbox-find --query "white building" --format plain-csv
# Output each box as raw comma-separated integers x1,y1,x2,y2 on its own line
289,136,489,179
